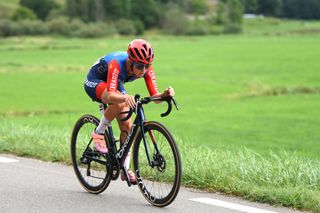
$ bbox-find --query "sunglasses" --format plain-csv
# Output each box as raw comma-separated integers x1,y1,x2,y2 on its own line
133,62,151,70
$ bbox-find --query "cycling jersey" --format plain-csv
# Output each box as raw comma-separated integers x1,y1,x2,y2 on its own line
84,51,159,102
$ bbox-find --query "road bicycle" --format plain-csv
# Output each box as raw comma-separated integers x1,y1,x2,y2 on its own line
71,95,182,207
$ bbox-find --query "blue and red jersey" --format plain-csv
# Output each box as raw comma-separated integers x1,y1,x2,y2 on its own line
84,51,159,102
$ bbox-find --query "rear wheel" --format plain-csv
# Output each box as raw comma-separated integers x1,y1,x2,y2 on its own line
71,114,111,194
133,121,182,207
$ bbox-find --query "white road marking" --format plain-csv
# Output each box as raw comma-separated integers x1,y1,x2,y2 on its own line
189,197,278,213
0,157,19,163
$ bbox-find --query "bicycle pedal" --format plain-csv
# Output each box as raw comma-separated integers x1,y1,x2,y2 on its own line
111,168,119,180
80,157,89,164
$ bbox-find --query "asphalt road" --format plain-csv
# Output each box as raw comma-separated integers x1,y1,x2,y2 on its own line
0,154,308,213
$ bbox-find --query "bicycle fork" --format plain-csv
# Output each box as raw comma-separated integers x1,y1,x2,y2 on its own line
141,123,161,168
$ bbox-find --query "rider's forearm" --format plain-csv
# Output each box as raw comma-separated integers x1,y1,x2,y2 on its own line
151,93,163,104
151,93,162,99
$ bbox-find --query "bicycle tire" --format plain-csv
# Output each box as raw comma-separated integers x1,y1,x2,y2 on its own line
71,114,111,194
133,121,182,207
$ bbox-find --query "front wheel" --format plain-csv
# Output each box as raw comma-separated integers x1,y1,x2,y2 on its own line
133,121,182,207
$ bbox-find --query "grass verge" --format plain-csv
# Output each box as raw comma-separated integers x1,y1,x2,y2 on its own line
0,119,319,212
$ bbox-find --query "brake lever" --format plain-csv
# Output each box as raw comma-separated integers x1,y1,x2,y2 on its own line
134,94,140,115
172,97,179,110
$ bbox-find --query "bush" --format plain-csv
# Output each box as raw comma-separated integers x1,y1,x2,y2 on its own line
0,17,118,38
74,23,102,38
208,25,224,35
11,6,37,21
0,19,49,37
100,22,118,36
162,6,188,35
19,20,49,35
186,21,210,35
115,19,137,35
133,19,145,35
47,16,71,35
223,23,242,34
216,2,228,24
0,20,27,36
185,18,226,35
68,19,86,33
189,0,210,15
73,22,117,38
216,0,243,34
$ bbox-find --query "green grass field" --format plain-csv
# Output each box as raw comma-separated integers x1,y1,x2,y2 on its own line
1,35,319,157
1,20,320,211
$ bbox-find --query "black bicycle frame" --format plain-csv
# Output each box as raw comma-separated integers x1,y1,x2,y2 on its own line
106,102,159,185
82,95,177,186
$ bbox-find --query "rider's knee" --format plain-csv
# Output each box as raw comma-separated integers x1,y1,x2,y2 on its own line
100,89,109,104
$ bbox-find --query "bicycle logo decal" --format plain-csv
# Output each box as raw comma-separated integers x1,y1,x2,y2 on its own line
136,170,156,203
118,124,136,158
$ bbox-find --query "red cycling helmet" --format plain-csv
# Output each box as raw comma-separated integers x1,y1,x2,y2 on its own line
127,39,154,65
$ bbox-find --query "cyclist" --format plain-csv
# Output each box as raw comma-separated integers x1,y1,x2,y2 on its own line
84,39,175,184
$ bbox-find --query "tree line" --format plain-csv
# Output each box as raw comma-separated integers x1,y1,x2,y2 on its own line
1,0,320,37
1,0,244,37
18,0,320,28
22,0,320,22
240,0,320,20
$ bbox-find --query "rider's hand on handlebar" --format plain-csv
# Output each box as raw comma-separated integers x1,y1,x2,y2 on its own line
123,94,136,109
161,86,175,98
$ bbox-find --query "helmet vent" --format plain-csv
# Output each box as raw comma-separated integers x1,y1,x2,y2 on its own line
143,44,148,51
134,48,143,61
141,49,147,58
129,49,134,58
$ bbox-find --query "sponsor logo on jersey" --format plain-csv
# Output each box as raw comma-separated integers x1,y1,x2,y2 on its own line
148,70,159,93
85,79,98,88
109,68,120,91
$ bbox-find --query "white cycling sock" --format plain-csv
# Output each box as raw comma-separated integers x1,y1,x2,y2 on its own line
96,115,110,134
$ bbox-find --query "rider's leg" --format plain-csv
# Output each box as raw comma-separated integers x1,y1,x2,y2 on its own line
116,109,133,170
97,89,137,183
116,107,137,184
94,102,126,136
96,113,110,134
92,103,127,153
96,89,126,133
93,89,126,153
